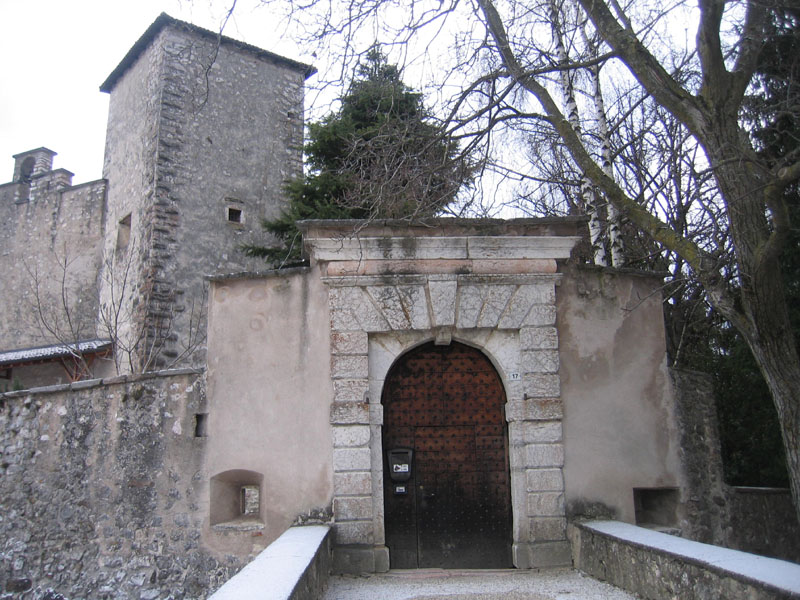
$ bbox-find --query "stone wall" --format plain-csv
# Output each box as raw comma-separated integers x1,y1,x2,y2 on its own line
0,159,106,351
0,370,241,600
571,520,800,600
672,368,800,562
728,488,800,563
670,368,732,545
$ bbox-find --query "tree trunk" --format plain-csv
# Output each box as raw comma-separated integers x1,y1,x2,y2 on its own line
703,121,800,524
549,0,607,266
744,309,800,527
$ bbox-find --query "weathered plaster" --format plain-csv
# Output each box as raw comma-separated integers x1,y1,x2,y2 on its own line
205,267,334,557
558,265,682,523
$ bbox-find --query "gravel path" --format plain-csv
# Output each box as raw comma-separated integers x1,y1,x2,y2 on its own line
323,568,639,599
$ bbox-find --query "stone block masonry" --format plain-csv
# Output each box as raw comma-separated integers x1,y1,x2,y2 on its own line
0,371,240,600
0,157,107,353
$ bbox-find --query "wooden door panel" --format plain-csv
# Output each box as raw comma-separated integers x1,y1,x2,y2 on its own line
383,342,512,569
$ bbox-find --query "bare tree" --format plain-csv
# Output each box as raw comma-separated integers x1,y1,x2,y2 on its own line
25,246,104,381
27,239,206,380
250,0,800,520
98,236,207,374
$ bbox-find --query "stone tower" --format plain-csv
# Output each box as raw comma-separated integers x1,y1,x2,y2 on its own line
99,14,313,370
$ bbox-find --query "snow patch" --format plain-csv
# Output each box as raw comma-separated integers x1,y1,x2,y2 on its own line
209,525,329,600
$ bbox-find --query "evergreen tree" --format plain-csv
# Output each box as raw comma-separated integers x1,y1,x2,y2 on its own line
244,47,473,264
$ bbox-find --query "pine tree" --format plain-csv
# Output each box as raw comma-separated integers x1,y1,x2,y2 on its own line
244,47,473,264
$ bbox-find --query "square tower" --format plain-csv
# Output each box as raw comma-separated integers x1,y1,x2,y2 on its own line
99,14,313,370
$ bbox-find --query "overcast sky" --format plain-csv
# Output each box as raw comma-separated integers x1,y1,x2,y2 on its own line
0,0,311,184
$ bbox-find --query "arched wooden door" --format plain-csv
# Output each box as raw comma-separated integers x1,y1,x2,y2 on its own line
382,341,512,569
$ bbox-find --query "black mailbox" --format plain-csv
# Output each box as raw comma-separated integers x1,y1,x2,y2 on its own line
387,448,413,482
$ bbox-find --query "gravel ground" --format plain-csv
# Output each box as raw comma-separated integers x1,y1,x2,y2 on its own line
323,568,639,599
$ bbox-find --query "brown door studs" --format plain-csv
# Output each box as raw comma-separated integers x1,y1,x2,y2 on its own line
382,341,513,569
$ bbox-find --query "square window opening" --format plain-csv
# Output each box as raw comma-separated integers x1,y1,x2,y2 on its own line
226,207,243,224
241,485,260,517
116,213,132,253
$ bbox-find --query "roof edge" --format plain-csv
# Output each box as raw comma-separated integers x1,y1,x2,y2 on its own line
100,13,316,93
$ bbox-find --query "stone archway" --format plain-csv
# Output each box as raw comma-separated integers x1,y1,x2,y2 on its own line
305,222,581,573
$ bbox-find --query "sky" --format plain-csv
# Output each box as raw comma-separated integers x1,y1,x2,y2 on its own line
0,0,312,185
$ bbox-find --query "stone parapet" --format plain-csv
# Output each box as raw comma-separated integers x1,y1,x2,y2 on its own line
208,525,331,600
571,520,800,600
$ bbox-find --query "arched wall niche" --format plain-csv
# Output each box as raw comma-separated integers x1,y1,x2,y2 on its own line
210,469,264,527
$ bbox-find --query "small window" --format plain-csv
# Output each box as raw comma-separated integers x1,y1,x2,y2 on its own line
19,157,35,184
194,413,208,437
116,214,132,253
241,485,260,516
226,207,243,224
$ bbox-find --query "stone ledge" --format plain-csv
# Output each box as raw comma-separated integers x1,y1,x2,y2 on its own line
572,520,800,599
208,525,330,600
212,517,265,532
325,258,558,277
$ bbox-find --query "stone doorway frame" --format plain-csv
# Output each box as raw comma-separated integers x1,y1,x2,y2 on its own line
301,220,581,573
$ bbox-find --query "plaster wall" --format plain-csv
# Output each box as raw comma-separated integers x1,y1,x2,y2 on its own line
205,267,334,554
0,176,106,350
2,362,76,391
557,265,681,523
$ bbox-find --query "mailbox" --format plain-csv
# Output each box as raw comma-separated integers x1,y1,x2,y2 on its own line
387,448,413,482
